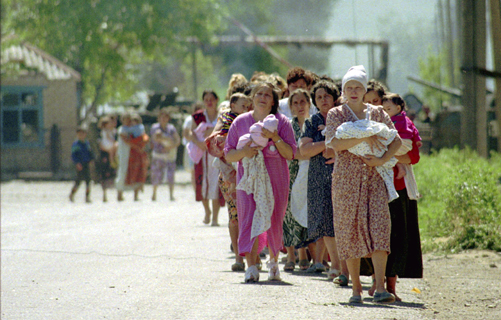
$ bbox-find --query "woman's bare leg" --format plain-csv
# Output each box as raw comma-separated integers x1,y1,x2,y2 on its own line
211,199,220,226
202,200,211,224
152,185,158,201
298,247,308,261
307,242,317,262
245,239,259,267
286,246,296,263
386,276,401,301
168,182,175,201
371,250,389,294
346,258,362,297
314,238,326,265
229,220,243,264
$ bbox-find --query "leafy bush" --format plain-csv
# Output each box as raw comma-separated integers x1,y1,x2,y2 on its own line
414,147,501,252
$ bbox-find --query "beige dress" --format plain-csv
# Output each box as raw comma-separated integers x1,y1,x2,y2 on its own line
325,104,395,261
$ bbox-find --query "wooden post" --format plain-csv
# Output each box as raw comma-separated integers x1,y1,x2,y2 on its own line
446,0,456,89
192,45,198,102
475,0,488,157
490,0,501,152
461,0,487,157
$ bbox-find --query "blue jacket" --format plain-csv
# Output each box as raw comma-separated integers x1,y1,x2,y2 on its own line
71,140,94,164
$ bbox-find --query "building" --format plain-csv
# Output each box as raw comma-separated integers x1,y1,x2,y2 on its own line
1,43,81,179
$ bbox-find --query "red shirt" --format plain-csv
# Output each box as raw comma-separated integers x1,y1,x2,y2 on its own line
393,141,420,191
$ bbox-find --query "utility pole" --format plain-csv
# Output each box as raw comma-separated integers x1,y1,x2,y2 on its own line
446,0,456,90
461,0,487,157
192,45,198,102
490,0,501,152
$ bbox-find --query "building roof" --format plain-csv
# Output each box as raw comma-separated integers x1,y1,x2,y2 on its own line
1,42,81,81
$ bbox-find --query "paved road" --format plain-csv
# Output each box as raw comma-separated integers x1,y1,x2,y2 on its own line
2,172,428,319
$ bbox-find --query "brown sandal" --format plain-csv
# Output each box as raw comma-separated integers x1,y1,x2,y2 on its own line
298,259,310,271
284,261,295,272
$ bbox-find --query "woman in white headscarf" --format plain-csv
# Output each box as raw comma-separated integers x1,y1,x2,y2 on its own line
325,66,402,304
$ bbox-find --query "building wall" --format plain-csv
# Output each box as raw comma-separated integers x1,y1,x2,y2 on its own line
1,74,78,177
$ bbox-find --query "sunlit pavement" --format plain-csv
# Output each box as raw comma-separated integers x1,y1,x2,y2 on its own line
1,171,425,319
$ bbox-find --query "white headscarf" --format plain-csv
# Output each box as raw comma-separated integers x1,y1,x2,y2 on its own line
342,65,368,92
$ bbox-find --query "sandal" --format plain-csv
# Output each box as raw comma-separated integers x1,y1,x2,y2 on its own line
267,261,281,281
283,261,295,272
244,265,259,283
231,262,245,272
373,291,396,304
327,268,341,280
306,262,326,273
333,274,349,286
349,295,363,304
298,259,310,270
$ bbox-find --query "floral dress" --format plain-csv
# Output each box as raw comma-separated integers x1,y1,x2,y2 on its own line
325,104,394,261
283,117,309,248
302,113,335,241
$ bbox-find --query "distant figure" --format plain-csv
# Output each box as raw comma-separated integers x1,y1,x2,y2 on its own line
97,115,117,202
182,102,204,192
124,113,149,201
116,113,149,201
150,107,181,202
186,90,224,226
69,126,95,203
422,105,432,123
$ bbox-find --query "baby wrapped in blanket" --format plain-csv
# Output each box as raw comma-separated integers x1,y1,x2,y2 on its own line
186,122,213,164
236,114,279,239
329,107,399,202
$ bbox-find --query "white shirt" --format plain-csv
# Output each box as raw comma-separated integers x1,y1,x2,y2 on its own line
278,97,318,120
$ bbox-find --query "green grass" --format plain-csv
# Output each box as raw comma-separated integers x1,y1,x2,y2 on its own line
414,147,501,253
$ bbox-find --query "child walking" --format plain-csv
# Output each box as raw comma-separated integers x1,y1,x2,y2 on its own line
69,126,95,203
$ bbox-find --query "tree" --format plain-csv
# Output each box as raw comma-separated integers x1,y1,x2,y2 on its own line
418,46,452,110
2,0,228,122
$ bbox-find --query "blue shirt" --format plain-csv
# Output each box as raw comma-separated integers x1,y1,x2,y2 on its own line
71,139,94,164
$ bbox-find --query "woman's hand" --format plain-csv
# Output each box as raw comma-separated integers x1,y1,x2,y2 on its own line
242,141,259,158
203,127,214,138
361,155,385,167
261,127,279,141
323,148,336,164
364,135,386,153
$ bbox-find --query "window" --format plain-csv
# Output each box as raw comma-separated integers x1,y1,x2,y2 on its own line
1,86,44,147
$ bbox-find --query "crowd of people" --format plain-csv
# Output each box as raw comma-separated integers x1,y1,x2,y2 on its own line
69,107,180,203
69,64,423,304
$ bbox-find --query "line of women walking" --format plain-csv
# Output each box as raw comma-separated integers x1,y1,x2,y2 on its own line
186,65,423,304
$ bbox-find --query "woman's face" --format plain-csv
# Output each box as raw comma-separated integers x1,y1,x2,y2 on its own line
122,117,131,126
159,113,170,126
253,86,274,113
315,88,335,114
343,80,366,104
290,93,310,119
363,90,382,106
203,93,218,110
288,78,308,94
